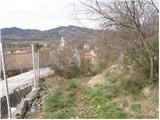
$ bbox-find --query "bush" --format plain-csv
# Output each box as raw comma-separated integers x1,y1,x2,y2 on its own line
105,74,114,83
53,64,80,79
82,71,96,77
122,77,145,100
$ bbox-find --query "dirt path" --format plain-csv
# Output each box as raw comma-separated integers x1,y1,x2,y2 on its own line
71,77,96,118
25,75,104,119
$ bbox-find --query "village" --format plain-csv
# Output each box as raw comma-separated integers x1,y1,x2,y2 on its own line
0,37,98,78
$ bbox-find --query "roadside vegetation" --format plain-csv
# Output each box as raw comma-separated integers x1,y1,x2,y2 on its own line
26,0,158,119
43,79,79,118
39,63,158,119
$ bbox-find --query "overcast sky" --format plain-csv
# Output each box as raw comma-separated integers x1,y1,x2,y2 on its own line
0,0,98,30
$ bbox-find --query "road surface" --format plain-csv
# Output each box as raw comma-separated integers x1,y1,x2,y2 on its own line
0,67,54,97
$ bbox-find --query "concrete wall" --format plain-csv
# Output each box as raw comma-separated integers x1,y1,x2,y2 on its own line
0,85,32,119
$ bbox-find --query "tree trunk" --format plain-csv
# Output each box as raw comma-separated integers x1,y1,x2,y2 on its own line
138,29,154,81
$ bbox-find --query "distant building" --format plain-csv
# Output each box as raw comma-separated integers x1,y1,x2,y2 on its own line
83,42,90,51
5,47,31,55
82,50,96,59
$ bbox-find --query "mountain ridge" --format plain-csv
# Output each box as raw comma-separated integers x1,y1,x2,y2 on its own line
1,25,99,41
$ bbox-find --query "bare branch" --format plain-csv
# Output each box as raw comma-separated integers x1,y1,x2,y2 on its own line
150,0,159,13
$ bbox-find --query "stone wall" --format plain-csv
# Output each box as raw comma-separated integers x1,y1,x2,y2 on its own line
0,85,32,119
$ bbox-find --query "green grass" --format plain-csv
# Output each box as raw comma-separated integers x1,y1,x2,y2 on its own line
80,70,129,118
42,67,158,119
43,79,79,119
105,73,114,83
131,104,141,113
121,73,145,100
97,105,127,118
83,86,127,118
45,109,71,119
105,69,129,83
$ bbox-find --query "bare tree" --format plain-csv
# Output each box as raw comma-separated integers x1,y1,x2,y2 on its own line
79,0,159,80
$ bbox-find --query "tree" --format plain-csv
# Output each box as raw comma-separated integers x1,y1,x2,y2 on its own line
79,0,159,80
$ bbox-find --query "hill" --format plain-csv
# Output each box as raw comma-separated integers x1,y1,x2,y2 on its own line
1,25,99,41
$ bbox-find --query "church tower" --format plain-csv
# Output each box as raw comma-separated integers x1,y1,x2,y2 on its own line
59,36,65,50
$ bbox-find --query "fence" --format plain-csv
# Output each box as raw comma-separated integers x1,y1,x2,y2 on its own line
0,37,78,117
0,40,45,118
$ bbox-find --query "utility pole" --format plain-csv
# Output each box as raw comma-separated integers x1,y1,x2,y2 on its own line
0,29,12,118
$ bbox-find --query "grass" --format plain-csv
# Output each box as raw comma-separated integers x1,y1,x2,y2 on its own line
131,104,141,113
82,86,127,118
105,73,114,83
43,79,79,119
45,109,71,119
40,66,158,119
97,105,127,118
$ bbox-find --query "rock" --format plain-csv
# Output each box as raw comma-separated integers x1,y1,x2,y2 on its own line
88,74,105,88
142,86,151,96
30,108,36,113
97,105,100,109
81,96,83,100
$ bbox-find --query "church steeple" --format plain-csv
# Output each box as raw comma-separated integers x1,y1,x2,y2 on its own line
59,35,65,50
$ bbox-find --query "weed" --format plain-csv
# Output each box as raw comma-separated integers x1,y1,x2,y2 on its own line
105,73,114,83
122,79,144,98
97,105,127,119
83,86,127,118
131,104,141,113
46,109,71,119
43,79,78,118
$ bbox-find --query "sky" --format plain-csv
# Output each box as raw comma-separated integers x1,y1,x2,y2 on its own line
0,0,98,30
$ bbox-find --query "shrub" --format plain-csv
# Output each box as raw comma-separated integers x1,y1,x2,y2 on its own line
122,77,145,100
53,64,80,79
82,71,96,77
105,74,114,83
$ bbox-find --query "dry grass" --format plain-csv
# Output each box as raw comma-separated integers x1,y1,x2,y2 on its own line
29,64,158,119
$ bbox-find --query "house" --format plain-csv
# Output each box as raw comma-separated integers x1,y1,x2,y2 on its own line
4,47,31,55
83,42,90,51
82,50,96,59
